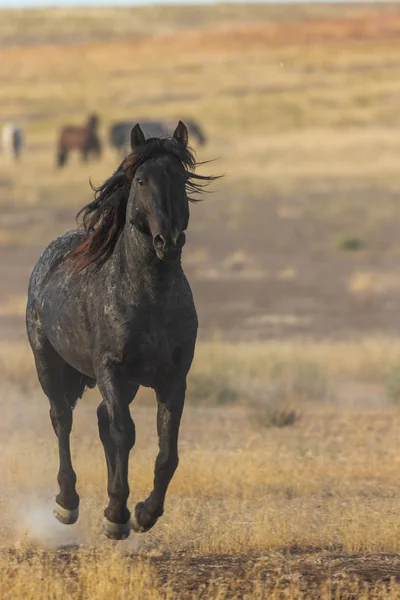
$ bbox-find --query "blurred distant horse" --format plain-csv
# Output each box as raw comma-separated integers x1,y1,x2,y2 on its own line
2,123,23,162
57,114,101,168
109,118,206,156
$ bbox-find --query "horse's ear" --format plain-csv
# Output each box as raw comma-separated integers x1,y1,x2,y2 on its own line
131,124,146,149
173,121,188,147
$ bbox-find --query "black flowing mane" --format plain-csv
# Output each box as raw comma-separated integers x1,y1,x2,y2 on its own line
67,137,217,272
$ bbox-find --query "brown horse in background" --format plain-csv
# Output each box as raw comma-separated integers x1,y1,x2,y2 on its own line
57,114,101,168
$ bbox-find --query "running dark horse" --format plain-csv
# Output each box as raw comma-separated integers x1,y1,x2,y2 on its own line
26,122,216,540
57,113,101,168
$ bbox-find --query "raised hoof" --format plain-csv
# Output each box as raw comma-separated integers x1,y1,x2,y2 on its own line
131,502,158,534
103,517,131,541
53,503,79,525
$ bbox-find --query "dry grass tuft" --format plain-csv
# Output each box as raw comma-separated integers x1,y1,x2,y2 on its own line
349,271,400,295
248,401,301,429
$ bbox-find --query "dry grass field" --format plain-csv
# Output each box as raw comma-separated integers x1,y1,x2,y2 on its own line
3,3,400,598
3,339,400,597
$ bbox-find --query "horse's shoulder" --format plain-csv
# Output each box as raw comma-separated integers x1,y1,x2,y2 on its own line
33,230,84,276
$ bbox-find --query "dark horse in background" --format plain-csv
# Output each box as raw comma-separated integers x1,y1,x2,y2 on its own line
27,122,217,540
57,114,101,168
109,118,206,157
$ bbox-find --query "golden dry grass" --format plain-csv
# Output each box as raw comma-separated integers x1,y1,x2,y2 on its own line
3,336,400,397
1,337,400,596
1,362,400,598
3,3,400,597
3,3,400,201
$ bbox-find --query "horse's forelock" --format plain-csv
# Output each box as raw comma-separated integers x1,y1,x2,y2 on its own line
121,137,197,180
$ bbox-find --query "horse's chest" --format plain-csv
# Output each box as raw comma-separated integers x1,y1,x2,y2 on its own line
122,306,196,387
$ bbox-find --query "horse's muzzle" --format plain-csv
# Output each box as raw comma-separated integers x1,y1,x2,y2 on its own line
153,232,186,261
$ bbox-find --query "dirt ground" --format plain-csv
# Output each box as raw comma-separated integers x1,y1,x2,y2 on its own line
2,181,400,344
3,4,400,598
5,546,400,598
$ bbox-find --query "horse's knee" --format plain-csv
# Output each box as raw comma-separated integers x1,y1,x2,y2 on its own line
110,420,135,450
97,404,135,448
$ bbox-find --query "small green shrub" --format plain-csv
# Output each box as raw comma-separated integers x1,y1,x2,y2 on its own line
338,236,364,251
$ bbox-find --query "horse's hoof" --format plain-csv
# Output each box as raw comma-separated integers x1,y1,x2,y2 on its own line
131,502,158,533
53,503,79,525
103,517,131,541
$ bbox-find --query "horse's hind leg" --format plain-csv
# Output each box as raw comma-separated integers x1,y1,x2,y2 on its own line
33,338,83,524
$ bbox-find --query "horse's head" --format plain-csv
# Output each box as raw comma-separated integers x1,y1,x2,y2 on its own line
128,122,190,261
67,121,217,273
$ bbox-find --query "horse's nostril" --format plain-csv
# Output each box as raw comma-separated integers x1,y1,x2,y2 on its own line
154,234,166,250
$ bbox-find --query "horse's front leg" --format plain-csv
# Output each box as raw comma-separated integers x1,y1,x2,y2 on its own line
131,379,185,533
97,362,137,540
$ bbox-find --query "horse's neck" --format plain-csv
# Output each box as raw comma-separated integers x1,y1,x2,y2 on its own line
116,226,181,294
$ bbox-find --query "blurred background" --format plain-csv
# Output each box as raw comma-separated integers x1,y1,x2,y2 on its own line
2,3,400,346
4,4,400,596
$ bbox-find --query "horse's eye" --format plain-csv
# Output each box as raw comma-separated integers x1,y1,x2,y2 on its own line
136,178,144,186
